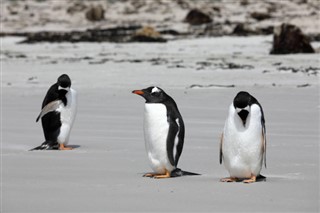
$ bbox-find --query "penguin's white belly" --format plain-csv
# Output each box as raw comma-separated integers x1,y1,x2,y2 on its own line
223,105,263,178
57,89,77,145
144,104,174,174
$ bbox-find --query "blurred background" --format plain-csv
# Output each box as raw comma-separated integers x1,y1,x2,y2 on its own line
1,0,319,44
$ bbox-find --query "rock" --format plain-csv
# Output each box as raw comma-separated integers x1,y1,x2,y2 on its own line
19,26,143,43
270,23,315,54
131,26,166,42
85,5,105,22
232,23,255,36
250,12,271,21
240,0,249,6
184,9,212,25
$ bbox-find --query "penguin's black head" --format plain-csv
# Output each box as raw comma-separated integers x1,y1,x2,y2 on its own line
57,74,71,91
233,91,255,126
132,86,168,103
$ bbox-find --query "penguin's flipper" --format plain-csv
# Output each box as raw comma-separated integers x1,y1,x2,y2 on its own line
170,168,200,177
166,117,181,167
262,124,267,168
29,141,60,151
36,100,62,122
219,133,224,164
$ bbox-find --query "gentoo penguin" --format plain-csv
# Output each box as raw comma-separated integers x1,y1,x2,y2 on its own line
220,91,266,183
132,86,198,178
30,74,77,151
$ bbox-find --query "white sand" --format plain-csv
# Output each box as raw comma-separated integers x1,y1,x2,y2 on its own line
1,36,319,212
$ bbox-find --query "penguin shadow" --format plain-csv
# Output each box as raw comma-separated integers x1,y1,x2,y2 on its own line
67,145,81,149
29,144,81,151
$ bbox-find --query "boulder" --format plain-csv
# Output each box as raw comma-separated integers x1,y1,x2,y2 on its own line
250,12,271,21
270,23,315,54
184,9,212,25
232,23,255,36
85,5,105,22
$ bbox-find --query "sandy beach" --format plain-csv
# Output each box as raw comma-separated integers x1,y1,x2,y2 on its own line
1,35,319,212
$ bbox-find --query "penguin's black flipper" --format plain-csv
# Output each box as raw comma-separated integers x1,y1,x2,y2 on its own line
29,141,59,151
170,168,200,177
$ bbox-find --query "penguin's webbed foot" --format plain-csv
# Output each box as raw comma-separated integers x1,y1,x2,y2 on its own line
243,175,256,184
59,144,73,150
143,171,171,179
143,173,157,178
220,177,238,182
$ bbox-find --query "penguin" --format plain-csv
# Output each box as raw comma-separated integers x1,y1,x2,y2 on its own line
132,86,198,178
30,74,77,151
220,91,266,183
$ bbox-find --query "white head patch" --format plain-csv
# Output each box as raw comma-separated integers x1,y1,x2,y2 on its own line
151,87,161,94
236,105,249,113
58,86,70,91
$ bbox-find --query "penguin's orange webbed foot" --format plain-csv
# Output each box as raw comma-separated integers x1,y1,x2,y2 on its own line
243,175,256,184
220,177,237,182
143,171,171,179
59,144,73,150
143,173,158,178
153,171,171,179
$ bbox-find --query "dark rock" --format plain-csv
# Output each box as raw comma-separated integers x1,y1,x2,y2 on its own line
250,12,271,21
212,6,220,13
258,26,274,35
297,84,311,88
308,33,320,42
19,26,143,43
184,9,212,25
159,29,181,36
240,0,249,6
232,23,255,36
272,62,282,66
85,5,105,22
270,23,315,54
17,25,167,44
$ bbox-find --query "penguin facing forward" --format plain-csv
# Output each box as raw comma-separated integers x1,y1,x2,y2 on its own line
132,86,198,178
220,91,266,183
30,74,77,151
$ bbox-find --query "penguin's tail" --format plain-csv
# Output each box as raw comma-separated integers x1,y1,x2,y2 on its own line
29,141,59,151
257,174,267,182
170,168,200,177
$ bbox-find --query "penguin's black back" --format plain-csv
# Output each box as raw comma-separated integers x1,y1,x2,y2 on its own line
40,83,67,142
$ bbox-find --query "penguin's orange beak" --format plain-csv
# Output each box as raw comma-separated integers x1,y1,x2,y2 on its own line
132,90,144,95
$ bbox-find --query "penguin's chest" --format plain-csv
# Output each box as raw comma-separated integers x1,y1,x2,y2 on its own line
57,89,77,125
144,104,172,172
56,89,77,143
223,116,263,177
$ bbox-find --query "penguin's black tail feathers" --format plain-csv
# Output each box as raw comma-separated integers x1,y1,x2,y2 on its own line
29,141,59,151
256,174,267,182
170,168,200,177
